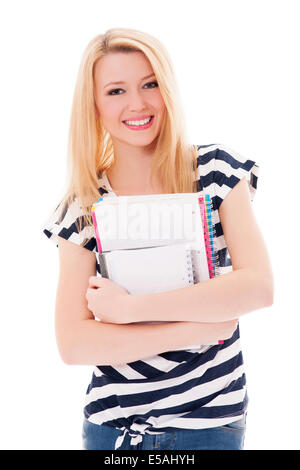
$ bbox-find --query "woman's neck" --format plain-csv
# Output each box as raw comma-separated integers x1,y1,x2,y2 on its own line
105,159,164,195
105,170,164,196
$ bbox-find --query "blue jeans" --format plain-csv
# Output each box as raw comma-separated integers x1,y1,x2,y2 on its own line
82,415,247,450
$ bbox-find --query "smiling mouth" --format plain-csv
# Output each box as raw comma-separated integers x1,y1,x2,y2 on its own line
122,115,154,124
122,116,155,130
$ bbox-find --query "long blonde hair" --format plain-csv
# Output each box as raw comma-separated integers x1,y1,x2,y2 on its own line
60,27,198,233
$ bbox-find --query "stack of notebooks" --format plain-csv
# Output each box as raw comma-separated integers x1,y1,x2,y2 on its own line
91,191,222,349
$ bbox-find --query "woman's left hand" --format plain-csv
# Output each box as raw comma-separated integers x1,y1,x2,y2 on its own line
85,276,132,324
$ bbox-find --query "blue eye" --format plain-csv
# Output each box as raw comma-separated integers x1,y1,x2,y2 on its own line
108,81,158,96
145,81,158,89
108,89,122,96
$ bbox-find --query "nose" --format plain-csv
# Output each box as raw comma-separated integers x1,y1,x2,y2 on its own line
127,89,148,112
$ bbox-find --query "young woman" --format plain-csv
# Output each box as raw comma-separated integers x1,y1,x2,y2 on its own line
43,27,274,450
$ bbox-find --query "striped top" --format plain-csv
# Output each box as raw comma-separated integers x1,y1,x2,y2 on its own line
42,143,259,450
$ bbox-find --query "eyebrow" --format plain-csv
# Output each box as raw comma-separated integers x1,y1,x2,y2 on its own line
103,73,156,89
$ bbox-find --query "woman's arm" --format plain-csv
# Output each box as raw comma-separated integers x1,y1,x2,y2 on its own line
125,177,274,323
66,319,237,366
55,236,237,366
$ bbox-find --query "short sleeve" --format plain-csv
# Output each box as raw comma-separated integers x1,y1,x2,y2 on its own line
213,145,259,211
42,196,97,252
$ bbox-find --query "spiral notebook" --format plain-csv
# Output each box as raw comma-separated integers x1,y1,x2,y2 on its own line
98,242,194,296
97,241,222,349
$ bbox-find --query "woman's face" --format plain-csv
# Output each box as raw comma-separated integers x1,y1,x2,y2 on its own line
93,51,166,149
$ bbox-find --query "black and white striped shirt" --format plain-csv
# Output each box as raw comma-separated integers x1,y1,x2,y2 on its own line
42,143,259,450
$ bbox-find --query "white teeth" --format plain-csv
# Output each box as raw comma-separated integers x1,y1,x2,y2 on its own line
124,117,152,126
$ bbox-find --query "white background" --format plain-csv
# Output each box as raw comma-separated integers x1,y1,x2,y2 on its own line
0,0,299,450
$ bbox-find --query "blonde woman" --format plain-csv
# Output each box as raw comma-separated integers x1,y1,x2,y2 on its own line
42,28,274,450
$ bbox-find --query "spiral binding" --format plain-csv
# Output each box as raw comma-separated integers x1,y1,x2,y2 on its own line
198,194,221,279
185,249,195,284
191,250,199,282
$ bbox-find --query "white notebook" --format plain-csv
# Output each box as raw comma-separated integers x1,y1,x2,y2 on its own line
91,191,207,252
98,242,214,350
99,242,194,295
